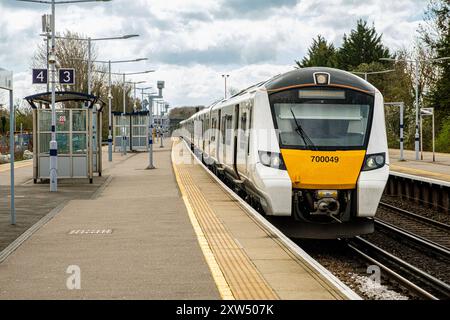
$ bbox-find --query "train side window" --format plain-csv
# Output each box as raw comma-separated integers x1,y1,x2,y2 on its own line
210,118,215,142
221,116,226,144
225,115,231,145
240,113,247,149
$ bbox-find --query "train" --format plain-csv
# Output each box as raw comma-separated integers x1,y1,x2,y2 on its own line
179,67,389,238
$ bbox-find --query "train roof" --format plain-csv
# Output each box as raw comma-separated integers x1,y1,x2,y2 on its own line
182,67,378,122
263,67,376,95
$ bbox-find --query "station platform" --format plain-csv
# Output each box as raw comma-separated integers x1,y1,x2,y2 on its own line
389,149,450,183
0,140,357,300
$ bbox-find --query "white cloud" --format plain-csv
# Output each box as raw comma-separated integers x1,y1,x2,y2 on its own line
0,0,428,108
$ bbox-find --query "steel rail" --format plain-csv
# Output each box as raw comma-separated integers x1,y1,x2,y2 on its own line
374,219,450,257
379,202,450,231
350,236,450,299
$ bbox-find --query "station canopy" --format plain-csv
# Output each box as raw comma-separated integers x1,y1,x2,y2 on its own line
25,91,102,110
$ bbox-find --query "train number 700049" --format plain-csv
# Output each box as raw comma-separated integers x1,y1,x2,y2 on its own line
311,156,340,163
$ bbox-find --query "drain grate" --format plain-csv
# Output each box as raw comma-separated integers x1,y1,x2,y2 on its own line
68,229,113,235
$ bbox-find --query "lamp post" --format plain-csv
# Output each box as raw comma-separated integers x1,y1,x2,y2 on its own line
42,34,139,95
146,81,165,169
137,86,152,111
0,67,15,224
351,69,395,81
221,74,229,99
17,0,113,192
380,56,450,160
126,81,145,111
95,60,148,160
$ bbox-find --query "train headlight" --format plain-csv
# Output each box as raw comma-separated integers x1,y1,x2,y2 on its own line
258,151,286,170
362,152,386,171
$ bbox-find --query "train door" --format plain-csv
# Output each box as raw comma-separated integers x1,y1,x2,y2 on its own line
246,104,253,174
224,112,233,167
233,104,240,178
210,113,216,160
236,104,248,176
220,110,226,164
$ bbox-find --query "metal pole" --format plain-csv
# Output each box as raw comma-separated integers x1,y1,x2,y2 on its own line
160,101,164,148
414,60,420,160
20,122,23,150
364,73,368,81
46,34,50,92
133,82,136,111
147,94,154,169
400,103,404,161
432,109,435,162
108,60,112,162
9,89,15,225
420,114,423,160
49,0,57,192
122,73,127,155
87,38,91,95
224,76,227,99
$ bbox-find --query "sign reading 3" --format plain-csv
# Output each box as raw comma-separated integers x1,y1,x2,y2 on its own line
59,68,75,85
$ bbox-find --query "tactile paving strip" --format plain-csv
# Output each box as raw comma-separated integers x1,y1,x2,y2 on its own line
173,151,278,300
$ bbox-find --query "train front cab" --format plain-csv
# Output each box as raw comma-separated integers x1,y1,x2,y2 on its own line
261,82,389,238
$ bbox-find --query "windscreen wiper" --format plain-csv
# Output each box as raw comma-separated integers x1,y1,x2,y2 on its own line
290,108,317,150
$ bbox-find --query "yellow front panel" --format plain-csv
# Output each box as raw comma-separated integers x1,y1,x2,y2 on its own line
280,149,366,189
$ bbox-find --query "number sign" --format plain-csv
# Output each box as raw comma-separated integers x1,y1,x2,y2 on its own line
59,68,75,85
32,69,48,84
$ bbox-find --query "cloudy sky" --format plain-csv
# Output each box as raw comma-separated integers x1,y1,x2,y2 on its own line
0,0,427,109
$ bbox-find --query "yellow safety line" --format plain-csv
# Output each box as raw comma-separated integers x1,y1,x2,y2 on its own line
0,160,33,173
391,164,450,182
172,140,278,300
171,144,235,300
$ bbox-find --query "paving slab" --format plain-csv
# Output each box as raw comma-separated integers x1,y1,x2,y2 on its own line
0,143,219,299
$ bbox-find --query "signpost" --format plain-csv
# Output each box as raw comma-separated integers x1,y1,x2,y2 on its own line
385,102,405,161
420,108,435,162
32,68,48,85
59,68,75,85
0,67,15,225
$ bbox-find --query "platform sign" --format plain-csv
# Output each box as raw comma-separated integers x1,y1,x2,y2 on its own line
59,115,66,124
0,68,13,90
32,69,48,85
59,68,75,85
421,108,434,116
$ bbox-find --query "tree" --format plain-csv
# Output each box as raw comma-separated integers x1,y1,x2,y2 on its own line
32,31,107,97
296,35,338,68
31,31,141,142
419,0,450,121
337,20,391,70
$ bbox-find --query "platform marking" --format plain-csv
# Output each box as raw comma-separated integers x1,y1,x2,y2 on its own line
172,141,278,300
391,164,450,185
172,155,234,300
68,229,113,235
179,138,361,300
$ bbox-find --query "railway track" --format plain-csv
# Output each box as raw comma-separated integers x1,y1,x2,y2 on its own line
355,202,450,299
377,202,450,249
187,139,450,299
347,236,450,300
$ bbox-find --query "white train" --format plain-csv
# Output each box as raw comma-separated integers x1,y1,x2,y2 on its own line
179,67,389,238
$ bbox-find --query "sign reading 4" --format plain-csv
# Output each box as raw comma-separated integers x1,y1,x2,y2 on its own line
32,69,48,84
59,68,75,85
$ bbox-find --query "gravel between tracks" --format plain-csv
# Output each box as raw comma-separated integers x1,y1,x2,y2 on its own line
296,239,412,300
